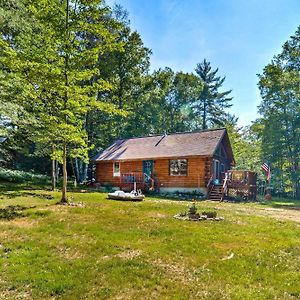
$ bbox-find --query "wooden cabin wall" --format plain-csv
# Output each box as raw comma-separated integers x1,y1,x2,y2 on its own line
96,157,212,189
96,161,143,187
154,157,209,188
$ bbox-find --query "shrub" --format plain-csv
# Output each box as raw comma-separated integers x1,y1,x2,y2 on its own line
0,167,49,184
202,211,217,218
188,202,197,214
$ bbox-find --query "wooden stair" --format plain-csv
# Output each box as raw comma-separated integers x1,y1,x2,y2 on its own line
208,184,223,201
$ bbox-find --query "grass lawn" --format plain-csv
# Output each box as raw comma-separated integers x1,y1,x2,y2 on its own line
0,182,299,299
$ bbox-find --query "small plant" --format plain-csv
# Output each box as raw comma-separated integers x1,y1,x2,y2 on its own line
202,211,217,218
188,200,197,215
178,211,187,217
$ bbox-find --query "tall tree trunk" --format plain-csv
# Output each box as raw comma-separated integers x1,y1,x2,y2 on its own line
61,142,68,203
60,0,69,203
51,159,56,191
55,160,60,184
202,97,207,130
74,158,80,182
83,162,88,182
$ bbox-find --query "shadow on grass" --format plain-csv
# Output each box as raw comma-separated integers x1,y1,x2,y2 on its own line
0,181,51,192
0,181,103,200
0,205,36,220
259,201,300,210
0,191,55,200
254,195,300,210
0,181,56,200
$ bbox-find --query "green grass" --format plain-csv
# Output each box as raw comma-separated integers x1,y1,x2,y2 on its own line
0,183,299,299
257,195,300,210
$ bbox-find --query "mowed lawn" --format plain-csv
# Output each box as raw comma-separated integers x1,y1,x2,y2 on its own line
0,183,299,299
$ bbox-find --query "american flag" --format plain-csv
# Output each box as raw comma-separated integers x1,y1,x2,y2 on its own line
261,161,271,182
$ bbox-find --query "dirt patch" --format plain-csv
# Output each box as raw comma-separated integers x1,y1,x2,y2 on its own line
152,258,197,285
233,219,248,226
262,207,300,222
231,205,300,223
200,201,300,223
0,218,38,228
46,205,70,213
56,246,84,260
146,212,167,219
57,202,85,208
0,285,32,300
102,249,142,261
116,250,142,259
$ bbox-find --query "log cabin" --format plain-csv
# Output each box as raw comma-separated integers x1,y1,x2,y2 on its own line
92,128,235,197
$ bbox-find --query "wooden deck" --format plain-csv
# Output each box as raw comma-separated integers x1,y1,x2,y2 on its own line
208,170,257,201
120,172,155,192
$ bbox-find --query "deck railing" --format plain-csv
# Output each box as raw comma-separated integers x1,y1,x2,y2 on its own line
221,172,229,201
206,175,214,198
120,172,155,191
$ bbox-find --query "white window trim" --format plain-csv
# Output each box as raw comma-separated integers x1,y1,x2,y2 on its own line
113,162,120,177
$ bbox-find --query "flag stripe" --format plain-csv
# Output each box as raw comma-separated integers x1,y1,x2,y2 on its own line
261,161,271,182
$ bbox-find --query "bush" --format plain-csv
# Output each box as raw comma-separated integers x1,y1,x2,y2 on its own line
0,167,49,184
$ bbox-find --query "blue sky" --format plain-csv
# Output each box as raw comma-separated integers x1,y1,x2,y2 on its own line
107,0,300,126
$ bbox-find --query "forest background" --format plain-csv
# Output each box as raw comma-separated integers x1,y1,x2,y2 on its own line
0,0,299,199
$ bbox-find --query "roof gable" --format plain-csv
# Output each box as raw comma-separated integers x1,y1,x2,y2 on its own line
93,128,233,162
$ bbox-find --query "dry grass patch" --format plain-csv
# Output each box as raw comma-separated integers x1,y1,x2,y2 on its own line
0,218,38,228
152,258,197,285
146,212,167,219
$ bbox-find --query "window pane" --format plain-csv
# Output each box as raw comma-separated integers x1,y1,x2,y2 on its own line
170,159,187,176
113,162,120,176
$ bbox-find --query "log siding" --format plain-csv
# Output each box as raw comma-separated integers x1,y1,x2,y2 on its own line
96,156,211,189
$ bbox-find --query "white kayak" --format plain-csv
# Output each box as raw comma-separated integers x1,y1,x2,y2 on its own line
107,190,145,201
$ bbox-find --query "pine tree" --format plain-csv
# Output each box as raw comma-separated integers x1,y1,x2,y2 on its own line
194,59,233,130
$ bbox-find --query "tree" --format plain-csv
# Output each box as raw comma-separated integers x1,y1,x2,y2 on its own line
194,59,233,130
0,0,37,166
0,0,122,202
145,68,202,134
258,26,300,197
226,122,261,172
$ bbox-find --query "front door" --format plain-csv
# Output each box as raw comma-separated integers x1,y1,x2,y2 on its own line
143,160,153,181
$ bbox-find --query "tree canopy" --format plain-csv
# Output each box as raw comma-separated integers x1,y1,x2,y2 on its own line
1,0,298,199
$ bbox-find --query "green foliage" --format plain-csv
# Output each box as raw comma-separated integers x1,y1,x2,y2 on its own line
0,0,126,200
258,25,300,197
226,123,261,172
188,202,197,214
0,167,49,183
0,1,237,186
194,59,233,130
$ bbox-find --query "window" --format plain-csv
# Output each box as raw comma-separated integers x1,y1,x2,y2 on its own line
169,159,187,176
113,162,120,177
221,163,225,173
215,160,220,179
